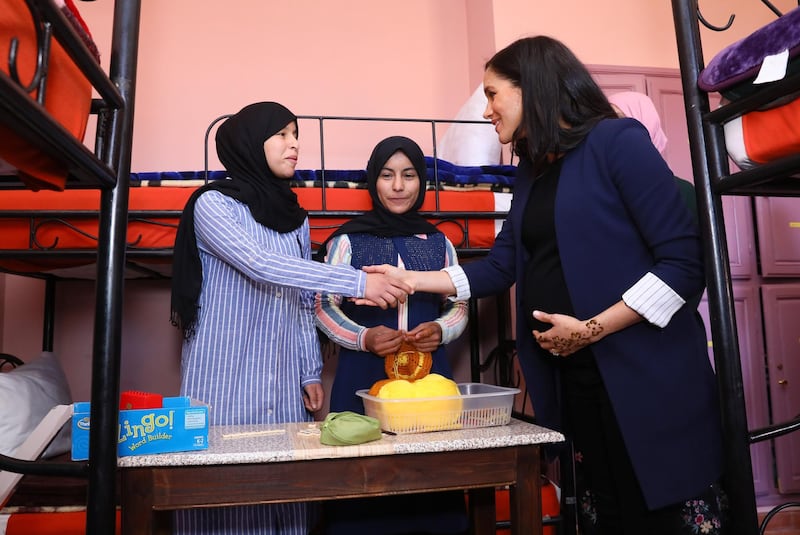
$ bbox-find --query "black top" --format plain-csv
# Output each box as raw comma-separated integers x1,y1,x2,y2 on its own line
521,159,573,333
520,159,595,371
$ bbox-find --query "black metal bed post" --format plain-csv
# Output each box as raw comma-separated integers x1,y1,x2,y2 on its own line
670,1,758,533
85,0,141,533
468,297,481,382
42,276,55,351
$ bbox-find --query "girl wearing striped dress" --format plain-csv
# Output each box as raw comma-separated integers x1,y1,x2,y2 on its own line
170,102,410,535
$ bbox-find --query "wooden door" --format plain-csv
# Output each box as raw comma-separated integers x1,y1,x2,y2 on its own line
724,196,757,279
699,282,772,496
592,71,646,94
761,283,800,494
755,197,800,277
646,75,694,182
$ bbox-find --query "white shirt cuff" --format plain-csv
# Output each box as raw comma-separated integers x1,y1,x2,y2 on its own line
622,272,686,328
442,265,471,300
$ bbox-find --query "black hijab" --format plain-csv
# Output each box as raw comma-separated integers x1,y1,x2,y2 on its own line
171,101,307,338
317,136,439,259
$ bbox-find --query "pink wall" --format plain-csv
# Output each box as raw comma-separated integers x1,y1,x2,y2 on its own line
80,0,475,172
75,0,796,172
465,0,497,90
3,0,797,400
489,0,795,69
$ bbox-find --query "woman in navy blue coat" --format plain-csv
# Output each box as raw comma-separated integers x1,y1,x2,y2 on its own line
368,36,727,534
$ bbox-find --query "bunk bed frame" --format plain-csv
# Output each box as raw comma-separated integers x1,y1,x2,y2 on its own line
2,5,524,531
671,1,800,534
0,1,141,534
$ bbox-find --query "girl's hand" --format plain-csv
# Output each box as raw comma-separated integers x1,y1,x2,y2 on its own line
404,322,443,353
303,383,324,413
362,265,417,291
365,325,405,356
362,270,411,309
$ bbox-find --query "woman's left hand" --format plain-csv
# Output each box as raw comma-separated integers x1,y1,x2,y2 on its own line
532,310,598,357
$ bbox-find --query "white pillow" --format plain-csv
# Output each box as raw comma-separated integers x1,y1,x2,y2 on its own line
438,84,503,166
0,352,72,458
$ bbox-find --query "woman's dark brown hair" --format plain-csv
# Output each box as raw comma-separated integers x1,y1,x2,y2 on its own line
485,35,617,173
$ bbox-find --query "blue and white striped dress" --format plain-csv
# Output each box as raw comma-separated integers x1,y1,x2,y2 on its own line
176,190,365,535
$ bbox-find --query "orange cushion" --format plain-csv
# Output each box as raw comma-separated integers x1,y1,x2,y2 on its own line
5,510,120,535
465,482,559,535
741,97,800,165
0,0,93,191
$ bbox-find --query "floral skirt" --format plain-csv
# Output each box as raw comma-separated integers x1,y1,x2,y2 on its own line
575,475,728,535
561,354,728,535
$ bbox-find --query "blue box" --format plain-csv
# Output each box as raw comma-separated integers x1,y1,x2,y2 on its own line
71,396,209,460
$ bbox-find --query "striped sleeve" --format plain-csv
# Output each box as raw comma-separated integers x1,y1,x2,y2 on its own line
195,191,366,297
436,238,469,344
622,271,686,328
298,233,324,386
314,234,366,350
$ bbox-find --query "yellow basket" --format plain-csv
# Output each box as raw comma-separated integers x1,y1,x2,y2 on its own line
356,383,520,434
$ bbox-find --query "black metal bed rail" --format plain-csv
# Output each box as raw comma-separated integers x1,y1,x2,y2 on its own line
0,71,118,187
671,1,800,534
749,415,800,443
696,0,797,31
0,453,87,478
713,153,800,196
203,113,506,212
703,70,800,196
83,0,141,532
294,115,500,213
1,0,126,189
0,207,509,263
0,1,141,534
22,0,123,108
759,502,800,535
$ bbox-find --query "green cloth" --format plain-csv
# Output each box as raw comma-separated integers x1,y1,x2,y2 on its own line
320,411,382,446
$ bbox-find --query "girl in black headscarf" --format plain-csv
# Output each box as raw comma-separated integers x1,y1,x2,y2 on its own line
316,136,469,535
171,101,306,338
170,103,410,535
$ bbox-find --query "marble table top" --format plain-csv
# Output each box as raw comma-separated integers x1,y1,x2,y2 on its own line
118,418,564,468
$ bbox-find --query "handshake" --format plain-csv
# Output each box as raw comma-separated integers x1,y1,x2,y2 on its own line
358,264,456,309
358,264,415,309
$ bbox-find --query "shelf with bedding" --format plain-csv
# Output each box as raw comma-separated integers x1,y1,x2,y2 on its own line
0,0,124,191
671,1,800,534
0,152,516,280
0,0,142,533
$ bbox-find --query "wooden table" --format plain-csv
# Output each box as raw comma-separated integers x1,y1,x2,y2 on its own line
119,418,564,535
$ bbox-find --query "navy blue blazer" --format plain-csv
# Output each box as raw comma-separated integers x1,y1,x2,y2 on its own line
463,119,723,509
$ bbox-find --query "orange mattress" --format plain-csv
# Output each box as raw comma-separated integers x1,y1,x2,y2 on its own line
0,0,98,192
0,184,510,275
0,510,120,535
723,96,800,170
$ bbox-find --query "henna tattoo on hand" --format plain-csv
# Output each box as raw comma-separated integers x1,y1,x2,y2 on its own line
550,319,605,355
586,318,604,337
